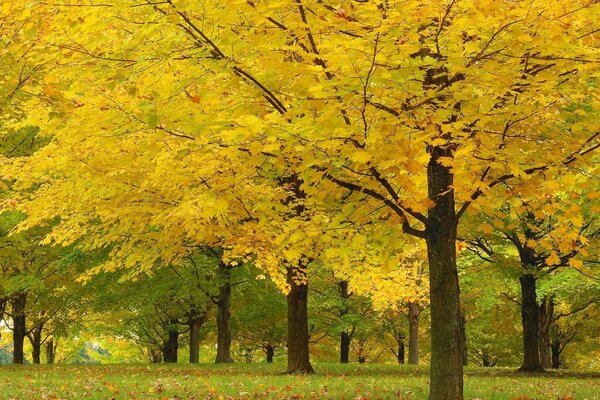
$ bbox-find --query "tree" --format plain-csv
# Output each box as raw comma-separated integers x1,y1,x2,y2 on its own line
11,2,600,398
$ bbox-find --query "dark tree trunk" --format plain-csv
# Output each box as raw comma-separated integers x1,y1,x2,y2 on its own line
426,146,464,400
551,342,560,369
538,296,553,369
518,274,543,372
189,310,207,364
30,327,42,364
407,302,420,365
340,331,351,364
45,339,55,364
11,293,27,365
339,280,351,364
266,345,275,363
215,263,233,363
286,266,314,374
162,319,179,363
397,340,405,364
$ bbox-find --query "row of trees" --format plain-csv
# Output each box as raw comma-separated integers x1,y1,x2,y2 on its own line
1,243,598,370
1,1,599,399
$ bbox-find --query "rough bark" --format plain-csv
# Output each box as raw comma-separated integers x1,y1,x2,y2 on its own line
407,302,420,365
215,263,234,363
426,146,464,400
189,310,207,364
286,266,314,374
518,274,544,372
45,339,55,364
266,345,275,363
162,319,179,363
11,293,27,365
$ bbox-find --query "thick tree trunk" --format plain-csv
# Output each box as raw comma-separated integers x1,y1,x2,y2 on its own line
45,339,55,364
215,263,234,363
30,328,42,364
538,296,553,369
189,310,207,364
518,274,543,372
11,293,27,365
340,331,351,364
162,319,179,363
407,302,420,365
426,146,464,400
286,266,314,374
266,345,275,363
551,342,560,369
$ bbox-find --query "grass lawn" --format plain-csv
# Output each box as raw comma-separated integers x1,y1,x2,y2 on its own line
0,362,598,399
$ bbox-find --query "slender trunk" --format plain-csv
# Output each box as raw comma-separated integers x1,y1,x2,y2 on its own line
45,339,55,364
407,302,420,365
339,280,351,364
538,296,553,369
551,342,560,369
215,263,233,363
30,327,42,364
426,146,463,400
266,345,275,363
397,340,405,364
340,331,351,364
518,274,543,372
162,319,179,363
11,293,27,365
189,310,207,364
286,266,314,374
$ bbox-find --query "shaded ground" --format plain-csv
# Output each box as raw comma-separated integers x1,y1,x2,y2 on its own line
1,362,598,399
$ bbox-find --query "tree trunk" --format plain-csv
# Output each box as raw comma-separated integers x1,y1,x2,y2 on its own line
397,340,405,364
215,263,234,363
340,331,351,364
189,310,207,364
286,266,314,374
407,302,420,365
426,146,464,400
538,296,553,369
30,327,42,364
339,280,351,364
551,342,560,369
162,319,179,363
11,293,27,365
266,345,275,363
518,274,543,372
45,339,55,364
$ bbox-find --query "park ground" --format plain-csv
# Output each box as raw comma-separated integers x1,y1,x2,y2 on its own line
0,363,599,400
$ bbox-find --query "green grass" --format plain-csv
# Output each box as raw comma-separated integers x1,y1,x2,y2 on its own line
0,362,598,399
